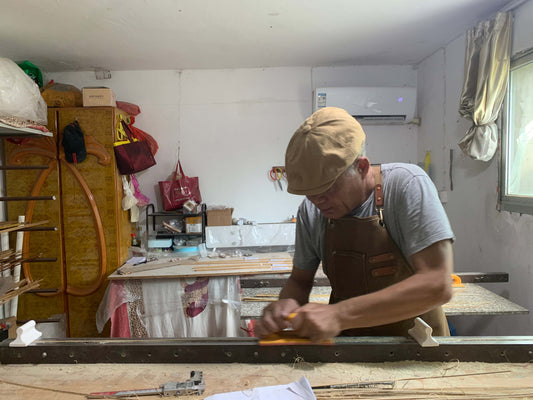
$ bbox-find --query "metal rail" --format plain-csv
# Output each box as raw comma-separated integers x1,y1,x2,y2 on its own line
240,272,509,288
1,336,532,364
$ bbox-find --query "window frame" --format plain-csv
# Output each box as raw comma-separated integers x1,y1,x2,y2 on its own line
499,47,533,215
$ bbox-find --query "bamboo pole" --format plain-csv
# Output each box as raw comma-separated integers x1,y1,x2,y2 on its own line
10,215,24,317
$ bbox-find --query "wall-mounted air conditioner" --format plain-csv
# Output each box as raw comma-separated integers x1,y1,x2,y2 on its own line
313,86,417,124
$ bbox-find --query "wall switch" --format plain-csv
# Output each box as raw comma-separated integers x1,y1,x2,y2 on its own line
438,190,448,203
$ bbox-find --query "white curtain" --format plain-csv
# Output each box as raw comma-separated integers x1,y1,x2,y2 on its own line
458,12,513,162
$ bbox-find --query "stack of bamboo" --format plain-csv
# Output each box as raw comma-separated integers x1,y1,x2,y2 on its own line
0,249,40,307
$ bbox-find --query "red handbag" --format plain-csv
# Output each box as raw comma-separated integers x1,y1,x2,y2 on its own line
113,120,156,175
159,161,202,211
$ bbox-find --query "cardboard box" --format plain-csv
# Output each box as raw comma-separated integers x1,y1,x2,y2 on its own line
82,87,117,107
207,208,233,226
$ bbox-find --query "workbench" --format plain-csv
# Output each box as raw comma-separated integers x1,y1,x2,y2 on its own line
98,252,527,338
240,283,529,319
1,344,533,398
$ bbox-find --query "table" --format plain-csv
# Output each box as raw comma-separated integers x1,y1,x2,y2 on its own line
97,253,292,338
98,253,527,338
96,276,244,338
1,360,533,399
240,283,529,319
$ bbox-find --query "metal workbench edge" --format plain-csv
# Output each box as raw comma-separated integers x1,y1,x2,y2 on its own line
1,336,532,364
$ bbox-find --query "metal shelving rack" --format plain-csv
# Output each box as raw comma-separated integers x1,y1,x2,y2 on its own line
145,203,207,244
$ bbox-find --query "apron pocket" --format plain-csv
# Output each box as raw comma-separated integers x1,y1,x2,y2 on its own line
329,251,367,300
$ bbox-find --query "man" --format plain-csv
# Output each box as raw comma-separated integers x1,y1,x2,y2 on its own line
256,107,455,343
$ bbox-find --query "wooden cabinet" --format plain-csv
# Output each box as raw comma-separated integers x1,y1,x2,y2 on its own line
4,107,132,337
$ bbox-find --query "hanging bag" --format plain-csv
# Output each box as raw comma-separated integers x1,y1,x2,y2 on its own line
159,161,202,211
113,119,156,175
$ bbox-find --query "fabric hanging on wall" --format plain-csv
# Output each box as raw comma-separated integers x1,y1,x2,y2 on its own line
458,12,513,162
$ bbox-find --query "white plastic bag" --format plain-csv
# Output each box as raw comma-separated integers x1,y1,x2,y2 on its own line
0,58,47,124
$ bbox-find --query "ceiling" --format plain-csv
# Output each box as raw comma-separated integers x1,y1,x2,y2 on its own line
0,0,519,73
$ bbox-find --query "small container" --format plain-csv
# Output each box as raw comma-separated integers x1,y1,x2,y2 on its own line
131,233,139,247
185,216,202,233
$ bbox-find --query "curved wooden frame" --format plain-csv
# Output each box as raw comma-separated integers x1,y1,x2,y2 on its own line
10,135,110,297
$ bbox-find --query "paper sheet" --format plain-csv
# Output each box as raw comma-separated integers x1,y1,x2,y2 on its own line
204,376,316,400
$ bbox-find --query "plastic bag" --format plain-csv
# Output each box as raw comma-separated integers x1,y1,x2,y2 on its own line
131,174,151,207
128,124,159,156
116,101,141,116
0,58,47,124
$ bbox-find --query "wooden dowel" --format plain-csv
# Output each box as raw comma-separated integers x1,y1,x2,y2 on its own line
0,196,56,201
0,220,49,234
0,165,49,170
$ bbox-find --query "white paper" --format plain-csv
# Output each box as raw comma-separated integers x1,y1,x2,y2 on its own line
205,376,316,400
126,256,146,265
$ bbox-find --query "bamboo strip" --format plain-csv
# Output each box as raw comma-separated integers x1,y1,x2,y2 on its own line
0,279,42,306
243,297,278,301
193,263,283,270
115,254,293,276
314,388,533,400
187,260,292,267
0,220,49,234
243,296,328,303
194,266,284,272
252,293,328,298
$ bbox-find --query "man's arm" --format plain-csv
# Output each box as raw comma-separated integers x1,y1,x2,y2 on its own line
290,239,453,342
278,267,316,304
254,267,316,337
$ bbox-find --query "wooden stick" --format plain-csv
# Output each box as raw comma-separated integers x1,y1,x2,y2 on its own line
0,220,49,234
186,258,292,266
0,279,42,306
193,263,280,270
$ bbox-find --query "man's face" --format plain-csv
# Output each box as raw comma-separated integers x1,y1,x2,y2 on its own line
306,166,366,219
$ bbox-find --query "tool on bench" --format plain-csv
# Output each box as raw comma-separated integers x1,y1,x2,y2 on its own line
86,370,205,398
259,312,334,346
451,273,465,287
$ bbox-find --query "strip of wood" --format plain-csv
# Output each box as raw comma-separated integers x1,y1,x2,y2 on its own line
193,263,288,270
0,279,42,306
0,220,49,234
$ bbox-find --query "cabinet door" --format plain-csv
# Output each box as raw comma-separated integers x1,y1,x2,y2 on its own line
56,107,131,337
5,108,65,324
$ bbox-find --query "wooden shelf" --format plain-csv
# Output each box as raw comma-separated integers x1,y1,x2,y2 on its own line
0,121,52,137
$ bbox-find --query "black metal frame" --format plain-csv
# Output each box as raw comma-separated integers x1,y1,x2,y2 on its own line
240,272,509,288
1,336,532,364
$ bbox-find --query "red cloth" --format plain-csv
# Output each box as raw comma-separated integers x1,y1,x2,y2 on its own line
110,303,131,338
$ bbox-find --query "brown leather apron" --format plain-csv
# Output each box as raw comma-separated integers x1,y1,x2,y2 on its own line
324,167,449,336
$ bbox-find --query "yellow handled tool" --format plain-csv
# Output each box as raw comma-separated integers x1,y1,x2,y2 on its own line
258,312,333,346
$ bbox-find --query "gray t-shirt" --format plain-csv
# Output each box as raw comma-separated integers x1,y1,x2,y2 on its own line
293,163,455,271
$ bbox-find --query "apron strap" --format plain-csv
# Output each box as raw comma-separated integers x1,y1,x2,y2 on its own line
374,165,384,226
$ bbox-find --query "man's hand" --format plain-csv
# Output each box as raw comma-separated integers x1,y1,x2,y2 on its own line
255,298,299,338
290,303,343,343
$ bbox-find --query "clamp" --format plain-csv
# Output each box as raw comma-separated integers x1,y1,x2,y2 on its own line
87,370,205,398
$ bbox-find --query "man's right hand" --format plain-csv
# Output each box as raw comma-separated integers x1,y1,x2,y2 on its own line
254,298,300,338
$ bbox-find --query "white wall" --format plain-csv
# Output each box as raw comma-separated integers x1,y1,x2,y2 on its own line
47,65,418,224
417,2,533,335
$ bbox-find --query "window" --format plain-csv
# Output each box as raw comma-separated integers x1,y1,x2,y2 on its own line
500,48,533,214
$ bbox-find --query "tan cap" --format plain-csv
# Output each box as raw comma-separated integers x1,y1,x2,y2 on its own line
285,107,365,195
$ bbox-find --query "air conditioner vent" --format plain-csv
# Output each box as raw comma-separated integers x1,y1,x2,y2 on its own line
314,87,416,124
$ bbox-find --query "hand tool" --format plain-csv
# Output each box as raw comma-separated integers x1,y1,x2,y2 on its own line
259,312,333,345
86,370,205,398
